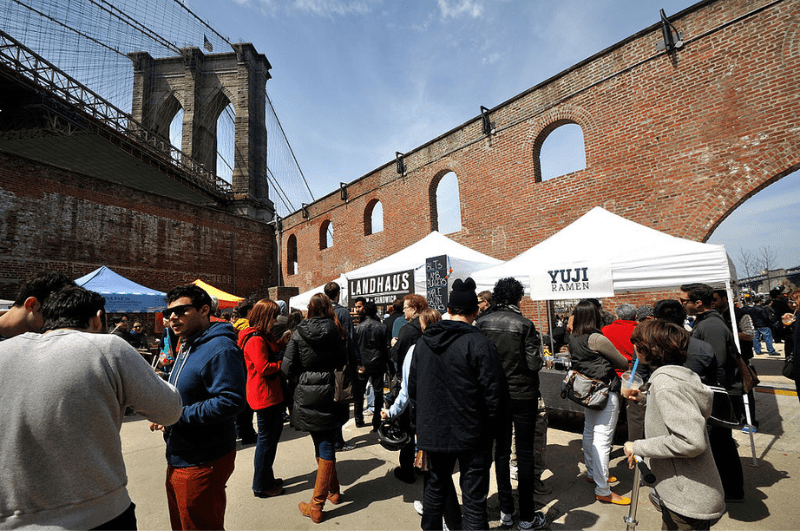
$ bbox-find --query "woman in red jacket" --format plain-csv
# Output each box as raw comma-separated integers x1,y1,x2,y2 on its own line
239,299,288,498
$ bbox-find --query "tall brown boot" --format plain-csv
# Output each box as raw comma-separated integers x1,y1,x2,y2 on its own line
299,459,334,523
327,461,342,504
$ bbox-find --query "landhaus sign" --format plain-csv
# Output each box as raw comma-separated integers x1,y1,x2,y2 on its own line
347,270,414,305
530,261,614,300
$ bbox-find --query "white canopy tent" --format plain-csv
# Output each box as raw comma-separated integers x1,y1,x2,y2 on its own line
471,207,757,462
471,207,735,297
289,231,503,310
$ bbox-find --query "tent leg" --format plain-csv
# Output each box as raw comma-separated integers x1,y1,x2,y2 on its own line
742,392,758,467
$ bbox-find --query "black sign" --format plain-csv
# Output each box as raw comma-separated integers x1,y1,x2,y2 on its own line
348,269,414,305
426,255,449,312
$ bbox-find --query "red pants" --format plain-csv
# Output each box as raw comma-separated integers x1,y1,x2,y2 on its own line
166,450,236,530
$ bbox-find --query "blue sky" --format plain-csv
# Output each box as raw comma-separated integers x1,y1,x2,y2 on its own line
187,0,799,273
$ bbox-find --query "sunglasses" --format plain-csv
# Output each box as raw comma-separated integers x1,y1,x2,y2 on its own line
163,304,196,318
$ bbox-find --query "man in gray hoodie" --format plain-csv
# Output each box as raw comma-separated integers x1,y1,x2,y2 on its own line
0,286,183,529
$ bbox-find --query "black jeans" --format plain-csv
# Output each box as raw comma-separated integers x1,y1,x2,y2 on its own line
253,404,284,492
423,449,491,531
660,503,719,530
353,371,384,428
708,424,744,499
495,398,536,521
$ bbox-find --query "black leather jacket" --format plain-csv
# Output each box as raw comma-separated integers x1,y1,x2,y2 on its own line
356,316,388,374
475,304,542,401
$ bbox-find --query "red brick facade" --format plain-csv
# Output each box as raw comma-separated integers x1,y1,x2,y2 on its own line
280,0,800,305
0,152,277,299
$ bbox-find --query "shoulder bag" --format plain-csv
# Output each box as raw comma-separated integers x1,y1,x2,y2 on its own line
782,355,795,380
706,385,740,429
561,369,609,410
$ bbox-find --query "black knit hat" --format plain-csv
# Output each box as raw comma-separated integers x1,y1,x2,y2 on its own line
448,277,479,313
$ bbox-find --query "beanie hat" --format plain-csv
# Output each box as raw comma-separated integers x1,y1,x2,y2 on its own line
636,305,654,322
448,277,479,313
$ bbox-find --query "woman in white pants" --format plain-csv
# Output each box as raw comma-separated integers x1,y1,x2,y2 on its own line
568,300,630,505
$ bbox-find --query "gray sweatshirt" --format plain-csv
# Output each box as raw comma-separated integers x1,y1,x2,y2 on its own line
631,364,725,521
0,330,183,529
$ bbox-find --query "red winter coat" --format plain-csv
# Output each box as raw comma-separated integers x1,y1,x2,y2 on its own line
238,326,283,410
601,319,637,377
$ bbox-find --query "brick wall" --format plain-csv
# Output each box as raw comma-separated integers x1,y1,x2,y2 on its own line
279,0,800,322
0,152,277,299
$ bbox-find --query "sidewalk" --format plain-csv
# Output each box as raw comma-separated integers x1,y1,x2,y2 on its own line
122,388,800,530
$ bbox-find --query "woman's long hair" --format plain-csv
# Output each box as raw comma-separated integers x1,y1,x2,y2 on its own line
571,299,603,337
248,299,280,336
307,293,346,340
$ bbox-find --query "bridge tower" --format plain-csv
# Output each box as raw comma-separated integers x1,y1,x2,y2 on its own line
128,43,274,220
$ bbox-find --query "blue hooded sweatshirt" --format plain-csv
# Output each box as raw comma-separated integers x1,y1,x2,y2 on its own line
165,322,246,467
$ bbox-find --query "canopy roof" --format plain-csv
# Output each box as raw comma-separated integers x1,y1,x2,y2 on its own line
289,231,502,310
472,207,735,298
193,279,243,310
75,266,166,313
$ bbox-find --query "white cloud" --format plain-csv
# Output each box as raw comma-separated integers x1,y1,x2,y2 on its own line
437,0,484,19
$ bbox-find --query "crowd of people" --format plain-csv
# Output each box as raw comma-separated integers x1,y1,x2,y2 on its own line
1,270,798,530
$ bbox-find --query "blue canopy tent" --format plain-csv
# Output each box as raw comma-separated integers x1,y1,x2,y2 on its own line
75,266,166,313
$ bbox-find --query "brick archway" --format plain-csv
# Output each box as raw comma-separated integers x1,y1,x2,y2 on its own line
280,0,800,292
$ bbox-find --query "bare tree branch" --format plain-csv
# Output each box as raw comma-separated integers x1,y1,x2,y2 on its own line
738,247,757,279
757,245,778,272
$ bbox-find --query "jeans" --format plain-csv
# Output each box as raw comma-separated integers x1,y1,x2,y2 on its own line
495,398,537,521
253,404,284,493
424,449,491,531
166,450,236,530
310,429,337,461
753,327,777,355
583,391,621,496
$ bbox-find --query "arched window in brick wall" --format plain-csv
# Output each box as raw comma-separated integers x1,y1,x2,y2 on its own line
430,171,462,234
533,121,586,182
287,234,298,275
364,199,384,235
320,220,334,250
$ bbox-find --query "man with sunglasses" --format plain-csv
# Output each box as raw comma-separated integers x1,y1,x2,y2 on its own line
150,284,246,530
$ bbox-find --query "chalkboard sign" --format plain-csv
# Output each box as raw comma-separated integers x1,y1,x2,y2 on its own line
426,254,449,312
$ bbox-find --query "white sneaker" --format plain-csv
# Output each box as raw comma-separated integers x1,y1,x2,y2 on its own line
413,500,424,516
510,464,518,480
501,511,514,526
518,511,547,530
442,519,449,531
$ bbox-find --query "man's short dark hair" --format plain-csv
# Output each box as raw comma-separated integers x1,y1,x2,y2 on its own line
653,299,687,327
14,272,76,307
364,301,379,318
492,278,524,306
478,290,493,305
166,284,212,310
111,315,127,325
680,283,713,306
235,293,262,319
41,286,106,332
392,298,404,312
713,289,728,301
354,297,367,306
324,282,340,300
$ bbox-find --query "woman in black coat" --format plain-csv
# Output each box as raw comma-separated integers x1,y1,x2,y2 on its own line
282,293,347,524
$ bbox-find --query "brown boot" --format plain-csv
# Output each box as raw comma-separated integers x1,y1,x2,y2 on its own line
316,457,342,504
299,458,334,523
327,461,342,504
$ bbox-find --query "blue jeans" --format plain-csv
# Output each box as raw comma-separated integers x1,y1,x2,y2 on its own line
424,449,490,530
253,404,284,493
310,429,337,461
753,327,777,355
495,398,537,521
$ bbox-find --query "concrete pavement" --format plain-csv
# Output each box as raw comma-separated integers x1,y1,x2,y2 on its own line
122,367,799,530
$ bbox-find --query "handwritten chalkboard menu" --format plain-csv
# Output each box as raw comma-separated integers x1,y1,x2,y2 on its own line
426,254,449,312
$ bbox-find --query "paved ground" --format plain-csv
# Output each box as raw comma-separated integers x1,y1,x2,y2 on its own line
122,350,799,530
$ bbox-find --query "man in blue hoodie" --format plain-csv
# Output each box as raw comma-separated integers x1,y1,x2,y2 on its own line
150,284,246,530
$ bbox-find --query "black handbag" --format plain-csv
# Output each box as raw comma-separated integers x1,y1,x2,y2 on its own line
561,369,610,410
706,385,740,429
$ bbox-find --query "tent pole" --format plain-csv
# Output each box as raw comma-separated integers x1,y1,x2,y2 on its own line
727,280,757,466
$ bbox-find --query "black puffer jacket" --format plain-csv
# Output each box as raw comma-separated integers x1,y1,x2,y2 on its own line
356,316,388,374
282,316,348,432
409,320,507,452
475,304,541,401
